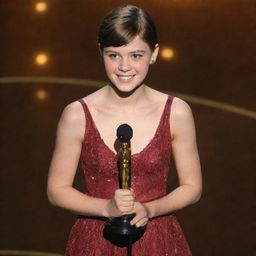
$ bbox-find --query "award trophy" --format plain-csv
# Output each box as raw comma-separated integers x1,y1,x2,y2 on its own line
103,124,146,254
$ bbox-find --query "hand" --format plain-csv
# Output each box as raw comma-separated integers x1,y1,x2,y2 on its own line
114,189,135,214
104,189,135,218
130,202,149,227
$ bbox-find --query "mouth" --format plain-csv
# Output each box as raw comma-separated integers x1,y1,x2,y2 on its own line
116,74,136,82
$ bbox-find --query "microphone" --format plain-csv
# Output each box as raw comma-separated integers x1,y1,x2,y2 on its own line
117,124,133,142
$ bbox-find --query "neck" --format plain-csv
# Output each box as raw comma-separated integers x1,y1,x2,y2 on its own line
105,83,149,108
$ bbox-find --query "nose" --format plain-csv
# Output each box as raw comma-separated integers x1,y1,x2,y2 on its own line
118,57,131,73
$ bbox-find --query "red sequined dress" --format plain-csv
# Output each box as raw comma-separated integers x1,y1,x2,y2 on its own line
65,95,192,256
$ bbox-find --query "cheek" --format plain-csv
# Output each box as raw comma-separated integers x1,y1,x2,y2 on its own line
136,60,150,74
103,60,116,74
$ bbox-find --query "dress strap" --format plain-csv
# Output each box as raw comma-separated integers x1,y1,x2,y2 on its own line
162,95,174,124
156,95,174,148
77,98,95,137
78,99,90,120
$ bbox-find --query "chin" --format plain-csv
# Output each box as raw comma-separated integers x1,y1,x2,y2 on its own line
109,81,144,97
117,83,142,92
110,77,145,92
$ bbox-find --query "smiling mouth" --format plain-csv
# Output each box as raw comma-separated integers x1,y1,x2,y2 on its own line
116,75,136,82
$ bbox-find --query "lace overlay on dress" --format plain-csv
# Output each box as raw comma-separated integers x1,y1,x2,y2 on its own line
65,95,192,256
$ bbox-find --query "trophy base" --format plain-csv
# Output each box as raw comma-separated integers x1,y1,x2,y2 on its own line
103,214,146,247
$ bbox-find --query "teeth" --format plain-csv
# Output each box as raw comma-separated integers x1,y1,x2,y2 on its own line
118,75,134,80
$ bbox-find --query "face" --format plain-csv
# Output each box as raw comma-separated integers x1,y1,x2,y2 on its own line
101,35,159,93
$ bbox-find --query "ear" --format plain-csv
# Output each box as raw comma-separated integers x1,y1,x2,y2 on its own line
150,44,159,64
98,43,103,56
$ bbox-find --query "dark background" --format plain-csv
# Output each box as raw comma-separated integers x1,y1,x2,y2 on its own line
1,0,256,255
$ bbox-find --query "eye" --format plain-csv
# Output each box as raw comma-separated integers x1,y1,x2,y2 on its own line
132,54,143,59
108,53,119,59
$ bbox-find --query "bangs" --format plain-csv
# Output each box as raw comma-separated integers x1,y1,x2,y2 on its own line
98,5,157,51
100,19,143,48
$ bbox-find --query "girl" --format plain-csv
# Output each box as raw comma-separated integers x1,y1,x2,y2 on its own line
47,5,202,256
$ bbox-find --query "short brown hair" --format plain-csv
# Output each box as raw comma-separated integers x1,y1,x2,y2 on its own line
98,5,158,51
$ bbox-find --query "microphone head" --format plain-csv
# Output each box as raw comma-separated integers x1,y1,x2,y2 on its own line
117,124,133,142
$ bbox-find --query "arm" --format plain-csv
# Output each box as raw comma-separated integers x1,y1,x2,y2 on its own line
132,97,202,224
47,102,133,217
47,102,108,216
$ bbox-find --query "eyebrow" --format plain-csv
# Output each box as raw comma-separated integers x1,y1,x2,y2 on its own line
104,50,146,54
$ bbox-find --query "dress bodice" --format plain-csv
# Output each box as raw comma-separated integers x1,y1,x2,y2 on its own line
78,96,173,202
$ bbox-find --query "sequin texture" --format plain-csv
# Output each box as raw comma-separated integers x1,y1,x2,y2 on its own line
65,96,192,256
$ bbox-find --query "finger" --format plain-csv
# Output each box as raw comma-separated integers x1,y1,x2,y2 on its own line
130,213,142,226
116,200,132,207
115,193,133,201
117,202,134,211
117,202,134,209
119,207,134,214
119,207,133,212
120,196,135,202
135,218,148,227
115,199,134,207
116,189,133,196
115,192,134,202
130,215,148,227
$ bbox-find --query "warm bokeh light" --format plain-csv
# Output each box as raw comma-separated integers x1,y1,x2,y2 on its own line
35,89,48,100
35,2,48,13
160,47,175,60
35,53,48,66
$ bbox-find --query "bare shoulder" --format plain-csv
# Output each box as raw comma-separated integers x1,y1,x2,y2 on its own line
170,97,196,139
171,97,193,120
56,101,85,142
60,100,84,125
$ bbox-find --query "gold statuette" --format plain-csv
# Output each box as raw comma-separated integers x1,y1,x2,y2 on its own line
118,141,131,189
